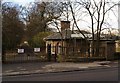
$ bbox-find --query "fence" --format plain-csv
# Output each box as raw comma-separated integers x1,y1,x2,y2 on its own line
50,46,106,60
2,47,47,63
51,46,105,57
2,46,106,63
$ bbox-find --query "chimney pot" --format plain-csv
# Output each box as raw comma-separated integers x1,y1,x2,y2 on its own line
61,21,70,31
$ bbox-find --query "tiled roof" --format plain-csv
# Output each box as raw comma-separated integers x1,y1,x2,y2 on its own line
44,29,116,41
44,29,91,40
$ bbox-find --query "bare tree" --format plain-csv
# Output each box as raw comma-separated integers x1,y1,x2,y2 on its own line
23,2,64,38
76,0,117,56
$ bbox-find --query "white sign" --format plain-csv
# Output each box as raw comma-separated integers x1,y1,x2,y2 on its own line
18,49,24,53
34,48,40,52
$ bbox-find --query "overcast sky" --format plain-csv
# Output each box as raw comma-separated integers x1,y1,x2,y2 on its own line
2,0,119,5
2,0,35,6
2,0,119,34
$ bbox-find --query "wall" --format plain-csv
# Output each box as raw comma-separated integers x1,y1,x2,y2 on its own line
106,41,115,60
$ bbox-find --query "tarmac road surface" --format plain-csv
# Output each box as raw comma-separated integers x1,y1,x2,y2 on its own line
2,67,118,81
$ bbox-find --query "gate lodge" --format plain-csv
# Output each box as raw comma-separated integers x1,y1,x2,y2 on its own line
44,21,115,61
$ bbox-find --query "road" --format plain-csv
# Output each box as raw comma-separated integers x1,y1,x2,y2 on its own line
2,67,118,81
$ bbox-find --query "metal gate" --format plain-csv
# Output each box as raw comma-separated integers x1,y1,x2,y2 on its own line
2,47,47,63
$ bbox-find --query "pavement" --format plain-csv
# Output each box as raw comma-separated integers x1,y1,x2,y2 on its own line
2,60,118,76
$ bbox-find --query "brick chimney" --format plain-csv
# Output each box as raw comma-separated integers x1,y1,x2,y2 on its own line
61,21,70,31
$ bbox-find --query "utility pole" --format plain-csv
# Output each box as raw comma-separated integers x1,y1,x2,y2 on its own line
118,2,120,36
